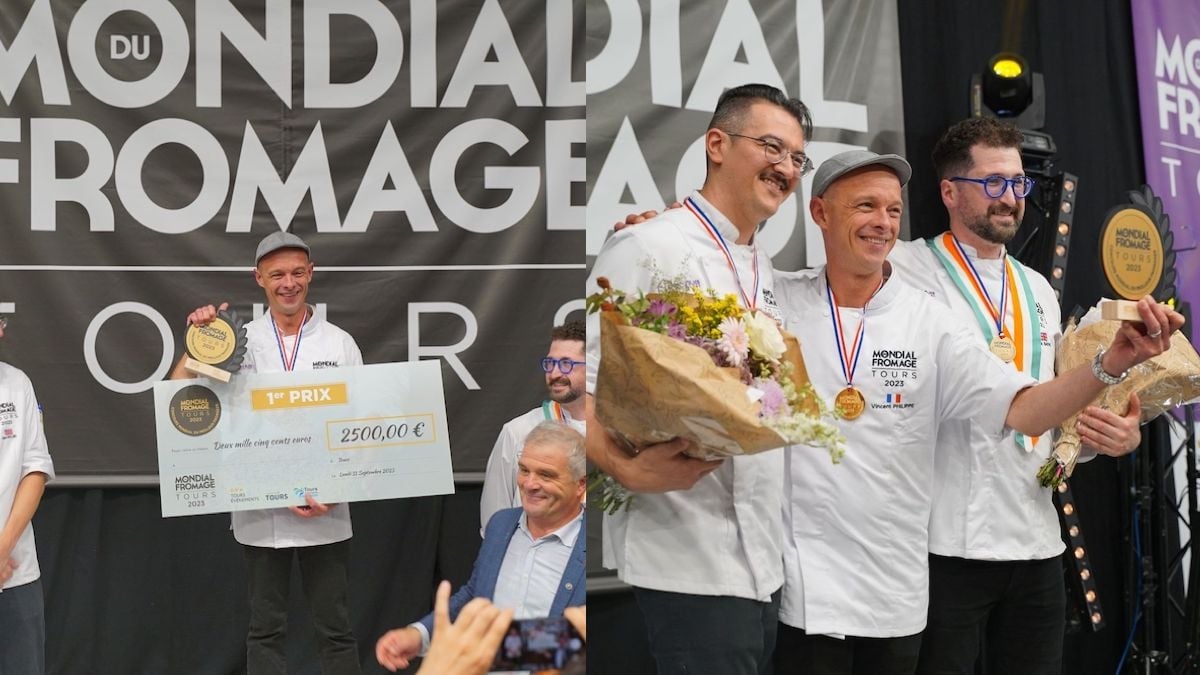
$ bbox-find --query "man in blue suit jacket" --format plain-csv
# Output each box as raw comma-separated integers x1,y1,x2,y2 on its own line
375,421,586,672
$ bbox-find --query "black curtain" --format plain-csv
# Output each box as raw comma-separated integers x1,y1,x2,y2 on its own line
34,487,482,674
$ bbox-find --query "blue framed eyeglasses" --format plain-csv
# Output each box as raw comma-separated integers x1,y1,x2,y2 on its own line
950,175,1035,199
541,357,583,374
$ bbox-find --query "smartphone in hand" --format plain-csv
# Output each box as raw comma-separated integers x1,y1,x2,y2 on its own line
491,616,584,672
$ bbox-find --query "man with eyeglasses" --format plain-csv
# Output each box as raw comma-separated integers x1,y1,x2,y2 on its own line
586,82,811,674
878,117,1143,675
0,316,55,674
479,320,586,532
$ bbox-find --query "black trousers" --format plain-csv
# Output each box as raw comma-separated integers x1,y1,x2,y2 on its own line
634,586,781,675
244,540,360,675
915,554,1064,675
774,623,922,675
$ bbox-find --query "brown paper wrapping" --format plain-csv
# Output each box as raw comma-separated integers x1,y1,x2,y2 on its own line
1052,319,1200,476
595,310,814,459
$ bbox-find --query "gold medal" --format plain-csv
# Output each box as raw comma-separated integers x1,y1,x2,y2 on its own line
835,386,866,420
989,335,1016,363
185,317,237,365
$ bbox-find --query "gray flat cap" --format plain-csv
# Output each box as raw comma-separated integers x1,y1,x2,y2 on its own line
255,232,310,264
812,150,912,197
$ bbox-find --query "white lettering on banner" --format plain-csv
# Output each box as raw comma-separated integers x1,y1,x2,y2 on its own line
443,0,540,107
116,119,230,233
30,118,116,232
554,299,585,327
67,0,191,109
303,0,404,108
226,122,340,232
429,119,539,234
545,119,586,231
586,117,665,255
585,0,873,257
408,303,479,390
77,301,527,395
342,122,437,233
109,35,151,61
84,302,174,394
0,0,582,109
687,0,786,111
195,0,292,107
1154,30,1200,140
0,0,69,106
22,117,582,234
545,0,584,107
0,118,19,184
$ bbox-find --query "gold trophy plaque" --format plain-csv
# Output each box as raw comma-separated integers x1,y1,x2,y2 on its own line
183,309,247,383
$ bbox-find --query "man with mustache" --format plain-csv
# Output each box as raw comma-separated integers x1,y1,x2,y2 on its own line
619,118,1142,673
480,320,585,531
586,83,810,674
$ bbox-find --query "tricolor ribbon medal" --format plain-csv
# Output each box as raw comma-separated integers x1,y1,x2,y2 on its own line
826,278,869,421
685,197,759,310
927,233,1044,451
270,310,309,372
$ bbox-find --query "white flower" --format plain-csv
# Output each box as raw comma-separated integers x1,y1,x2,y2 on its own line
745,311,787,361
717,316,749,367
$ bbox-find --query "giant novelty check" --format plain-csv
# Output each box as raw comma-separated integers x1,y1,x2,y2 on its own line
154,361,454,517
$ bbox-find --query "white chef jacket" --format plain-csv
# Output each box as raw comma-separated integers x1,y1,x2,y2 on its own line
775,268,1034,637
232,307,363,548
889,239,1065,560
0,362,54,590
586,190,786,601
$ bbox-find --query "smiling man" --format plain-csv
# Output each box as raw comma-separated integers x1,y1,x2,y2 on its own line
771,150,1182,675
375,421,586,672
480,320,586,531
884,118,1143,675
586,83,812,674
173,231,364,675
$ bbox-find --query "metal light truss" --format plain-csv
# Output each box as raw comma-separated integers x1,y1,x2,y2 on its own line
1120,408,1200,673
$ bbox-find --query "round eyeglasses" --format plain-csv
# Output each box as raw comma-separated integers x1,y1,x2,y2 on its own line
725,133,814,176
950,175,1035,199
541,357,583,374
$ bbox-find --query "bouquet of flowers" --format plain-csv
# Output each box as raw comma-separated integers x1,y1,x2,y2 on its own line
1036,301,1200,488
587,276,846,512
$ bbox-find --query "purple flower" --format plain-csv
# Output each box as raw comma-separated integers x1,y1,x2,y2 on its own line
648,298,677,317
755,378,787,418
667,322,687,340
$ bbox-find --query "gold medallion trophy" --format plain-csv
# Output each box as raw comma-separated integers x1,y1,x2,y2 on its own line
183,309,248,382
1097,185,1175,320
1040,185,1190,488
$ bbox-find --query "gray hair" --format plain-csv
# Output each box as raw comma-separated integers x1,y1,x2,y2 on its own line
523,420,586,481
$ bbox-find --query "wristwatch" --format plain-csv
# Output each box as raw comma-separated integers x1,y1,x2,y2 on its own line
1091,349,1129,385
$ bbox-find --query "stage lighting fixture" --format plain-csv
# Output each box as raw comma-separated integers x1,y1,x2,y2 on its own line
1046,172,1078,299
1055,480,1105,631
970,52,1047,131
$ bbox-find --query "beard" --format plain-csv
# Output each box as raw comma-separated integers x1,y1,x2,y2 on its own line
547,376,582,405
965,202,1022,245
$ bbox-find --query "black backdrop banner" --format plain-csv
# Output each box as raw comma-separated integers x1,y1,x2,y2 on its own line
0,0,585,475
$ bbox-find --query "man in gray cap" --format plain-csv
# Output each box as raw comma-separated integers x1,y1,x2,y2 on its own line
172,231,363,675
767,150,1181,674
